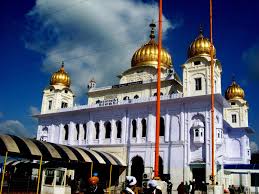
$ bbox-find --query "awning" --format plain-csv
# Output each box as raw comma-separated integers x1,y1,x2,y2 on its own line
0,134,126,167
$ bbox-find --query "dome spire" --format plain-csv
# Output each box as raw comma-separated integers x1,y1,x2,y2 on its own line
149,20,156,40
61,61,65,71
199,24,204,37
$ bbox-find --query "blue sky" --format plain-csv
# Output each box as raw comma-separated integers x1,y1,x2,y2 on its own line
0,0,258,149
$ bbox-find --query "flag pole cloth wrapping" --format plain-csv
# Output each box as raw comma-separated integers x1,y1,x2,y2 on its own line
0,134,126,167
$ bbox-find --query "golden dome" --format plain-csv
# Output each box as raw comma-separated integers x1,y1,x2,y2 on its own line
131,22,172,69
188,26,216,58
225,81,245,100
50,63,71,87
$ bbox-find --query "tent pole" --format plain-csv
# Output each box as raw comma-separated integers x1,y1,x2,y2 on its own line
36,155,43,194
108,165,112,194
0,151,8,194
91,162,93,177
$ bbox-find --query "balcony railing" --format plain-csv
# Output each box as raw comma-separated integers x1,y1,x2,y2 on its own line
45,93,183,114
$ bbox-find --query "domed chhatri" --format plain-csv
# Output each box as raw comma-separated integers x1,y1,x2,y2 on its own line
50,62,71,87
225,81,245,100
188,26,216,59
131,22,172,69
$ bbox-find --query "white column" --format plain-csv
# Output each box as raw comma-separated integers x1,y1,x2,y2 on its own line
37,125,43,140
59,124,64,144
121,115,127,144
79,123,84,145
165,113,170,142
68,122,76,145
49,124,56,143
180,106,185,141
88,121,94,144
147,113,154,142
99,120,104,144
111,120,116,144
137,118,142,143
54,125,60,144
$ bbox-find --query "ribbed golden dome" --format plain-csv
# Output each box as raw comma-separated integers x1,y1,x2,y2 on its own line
50,63,71,87
131,22,172,69
225,81,245,100
188,27,216,58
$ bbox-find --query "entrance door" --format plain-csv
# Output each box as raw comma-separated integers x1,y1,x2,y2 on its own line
131,156,144,187
192,167,205,189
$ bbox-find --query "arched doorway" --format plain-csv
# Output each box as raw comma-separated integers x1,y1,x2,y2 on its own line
131,156,144,187
159,156,164,177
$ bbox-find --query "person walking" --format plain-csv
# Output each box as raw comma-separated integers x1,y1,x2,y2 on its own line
121,176,137,194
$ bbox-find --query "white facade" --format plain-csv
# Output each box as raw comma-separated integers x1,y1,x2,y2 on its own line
35,29,253,191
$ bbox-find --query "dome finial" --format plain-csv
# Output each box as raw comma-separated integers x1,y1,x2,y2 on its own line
199,24,203,34
61,61,65,71
199,24,204,38
149,20,156,39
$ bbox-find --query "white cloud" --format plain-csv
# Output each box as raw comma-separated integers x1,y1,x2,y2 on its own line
29,106,40,115
24,0,178,101
0,120,31,137
250,141,258,153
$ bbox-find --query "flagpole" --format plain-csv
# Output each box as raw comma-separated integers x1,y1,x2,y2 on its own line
154,0,163,178
209,0,216,185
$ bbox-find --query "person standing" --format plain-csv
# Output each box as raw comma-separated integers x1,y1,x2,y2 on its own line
177,182,184,194
121,176,137,194
146,180,162,194
86,175,104,194
167,180,173,194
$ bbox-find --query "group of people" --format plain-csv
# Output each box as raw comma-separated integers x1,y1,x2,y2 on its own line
122,176,164,194
177,180,207,194
76,175,164,194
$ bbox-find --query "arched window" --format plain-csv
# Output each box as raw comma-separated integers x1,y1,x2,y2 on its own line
64,124,69,140
132,119,137,138
96,100,101,104
116,120,122,138
160,117,165,136
134,95,139,99
95,123,100,139
105,121,111,138
141,119,146,137
83,124,87,140
123,96,130,100
42,127,48,134
159,156,164,177
195,129,199,137
76,124,79,140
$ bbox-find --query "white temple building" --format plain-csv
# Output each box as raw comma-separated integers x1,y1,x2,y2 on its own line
35,24,253,190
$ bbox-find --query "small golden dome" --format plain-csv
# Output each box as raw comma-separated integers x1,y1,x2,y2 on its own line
188,26,216,58
225,81,245,100
131,22,172,69
50,63,71,87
